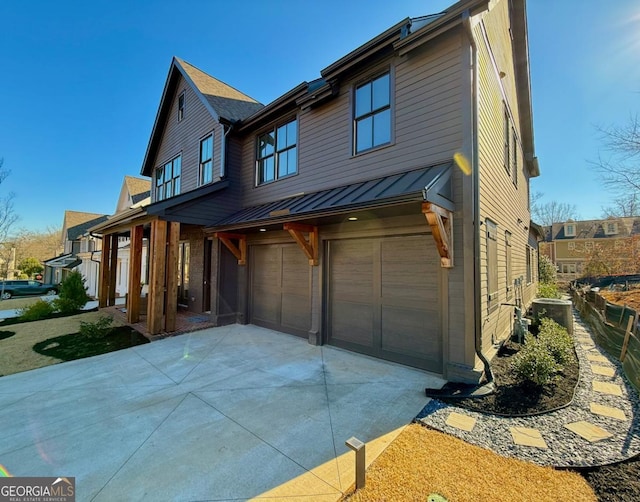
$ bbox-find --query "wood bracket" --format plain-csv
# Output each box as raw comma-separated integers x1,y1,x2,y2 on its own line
283,223,319,266
422,202,453,268
214,232,247,265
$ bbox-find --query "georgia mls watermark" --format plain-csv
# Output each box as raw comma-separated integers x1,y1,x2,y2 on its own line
0,477,75,502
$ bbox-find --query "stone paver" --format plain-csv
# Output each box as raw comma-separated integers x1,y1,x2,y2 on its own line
445,412,476,432
590,364,615,377
564,421,613,442
590,402,627,421
593,380,623,396
587,354,609,363
510,427,547,449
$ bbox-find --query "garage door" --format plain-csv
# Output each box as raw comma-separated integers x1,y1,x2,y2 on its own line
327,234,442,372
250,243,311,338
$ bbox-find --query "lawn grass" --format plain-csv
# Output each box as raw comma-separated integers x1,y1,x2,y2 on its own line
0,311,147,377
342,423,596,502
0,296,42,311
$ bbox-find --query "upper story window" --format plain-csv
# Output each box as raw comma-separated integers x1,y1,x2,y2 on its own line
354,72,391,154
565,223,576,237
503,103,518,186
178,91,185,122
156,155,181,201
199,133,214,185
605,222,618,235
256,118,297,185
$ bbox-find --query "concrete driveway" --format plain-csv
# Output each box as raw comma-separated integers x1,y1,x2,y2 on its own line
0,324,445,501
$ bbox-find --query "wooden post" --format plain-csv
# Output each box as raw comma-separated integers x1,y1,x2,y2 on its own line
148,219,167,335
99,234,111,308
618,304,627,327
620,312,638,362
108,234,118,306
127,225,144,323
165,222,180,332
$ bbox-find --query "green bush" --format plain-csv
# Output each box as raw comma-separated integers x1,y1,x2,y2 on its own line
79,316,114,339
538,254,558,284
511,334,559,386
18,300,55,322
538,281,560,299
537,317,573,365
57,271,90,312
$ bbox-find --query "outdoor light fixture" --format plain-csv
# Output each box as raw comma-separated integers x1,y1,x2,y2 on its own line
345,436,366,490
348,217,358,221
259,228,267,232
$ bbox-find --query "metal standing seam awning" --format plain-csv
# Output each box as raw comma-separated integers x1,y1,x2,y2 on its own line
208,161,455,267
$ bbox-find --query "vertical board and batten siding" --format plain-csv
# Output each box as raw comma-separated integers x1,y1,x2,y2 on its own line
474,0,534,353
150,75,223,202
238,29,464,208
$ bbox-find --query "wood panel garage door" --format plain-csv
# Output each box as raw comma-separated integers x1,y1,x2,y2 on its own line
250,243,311,338
327,234,442,372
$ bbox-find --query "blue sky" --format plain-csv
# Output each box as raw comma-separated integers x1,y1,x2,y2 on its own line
1,0,638,232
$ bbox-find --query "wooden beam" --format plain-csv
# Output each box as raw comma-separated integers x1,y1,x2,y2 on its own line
108,234,118,306
127,225,143,323
148,219,167,335
165,222,180,332
98,234,111,308
214,232,246,265
422,202,453,268
283,223,318,266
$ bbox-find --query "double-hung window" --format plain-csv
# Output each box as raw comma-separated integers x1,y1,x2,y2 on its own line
256,118,297,184
155,155,181,201
354,72,391,154
199,134,214,185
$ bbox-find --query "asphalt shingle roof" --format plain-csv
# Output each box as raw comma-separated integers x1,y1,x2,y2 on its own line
177,58,264,122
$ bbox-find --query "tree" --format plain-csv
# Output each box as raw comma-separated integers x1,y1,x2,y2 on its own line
601,193,640,218
0,159,18,278
592,115,640,198
531,194,579,227
18,257,44,278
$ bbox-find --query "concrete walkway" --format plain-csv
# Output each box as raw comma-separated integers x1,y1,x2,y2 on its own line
0,324,445,501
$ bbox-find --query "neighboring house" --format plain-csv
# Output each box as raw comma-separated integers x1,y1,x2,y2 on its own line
43,211,108,285
80,176,151,298
97,0,540,383
540,218,640,281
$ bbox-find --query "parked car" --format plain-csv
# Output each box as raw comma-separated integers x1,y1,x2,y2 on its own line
0,280,58,299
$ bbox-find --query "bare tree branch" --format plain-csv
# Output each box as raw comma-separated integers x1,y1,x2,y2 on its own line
532,197,579,227
591,115,640,196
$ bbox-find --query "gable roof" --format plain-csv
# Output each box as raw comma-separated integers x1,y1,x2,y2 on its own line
125,176,151,204
62,211,109,242
141,57,263,176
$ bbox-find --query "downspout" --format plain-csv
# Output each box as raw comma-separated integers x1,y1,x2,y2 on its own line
463,10,494,386
219,123,233,178
89,231,102,264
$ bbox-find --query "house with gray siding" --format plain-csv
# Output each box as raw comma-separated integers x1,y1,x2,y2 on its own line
97,0,540,383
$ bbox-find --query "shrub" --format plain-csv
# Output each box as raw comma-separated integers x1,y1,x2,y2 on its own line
18,300,55,322
538,281,560,299
537,317,573,365
511,334,560,386
57,271,90,312
52,297,80,314
538,254,558,284
79,315,114,339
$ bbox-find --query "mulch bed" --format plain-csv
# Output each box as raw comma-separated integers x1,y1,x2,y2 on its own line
440,337,639,501
32,326,149,361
